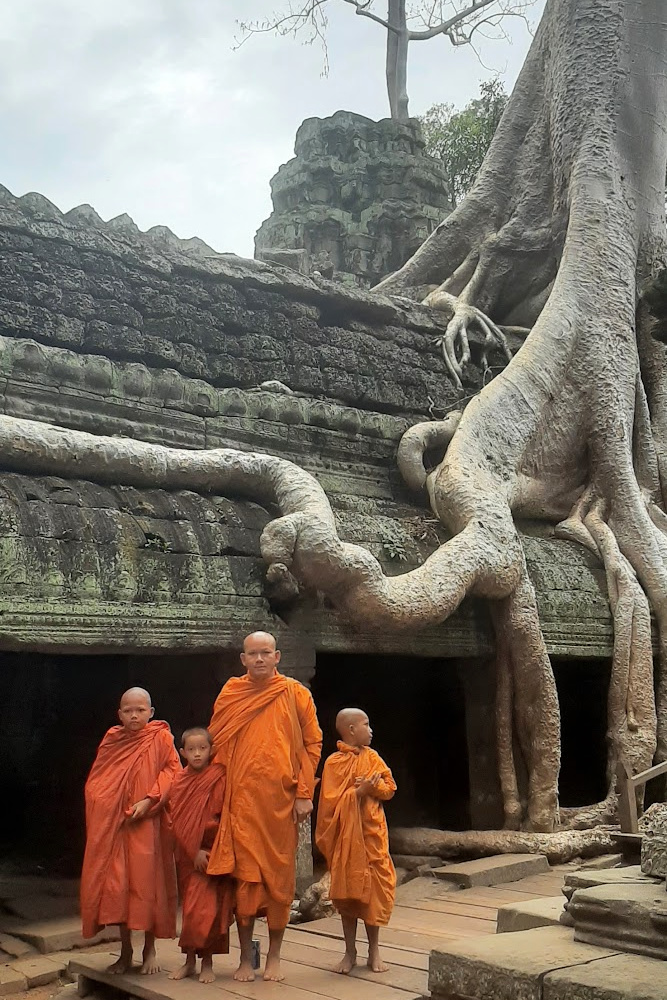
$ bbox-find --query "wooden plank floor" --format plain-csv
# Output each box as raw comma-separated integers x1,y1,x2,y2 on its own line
69,865,572,1000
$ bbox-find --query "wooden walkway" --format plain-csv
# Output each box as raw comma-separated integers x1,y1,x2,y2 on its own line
69,866,570,1000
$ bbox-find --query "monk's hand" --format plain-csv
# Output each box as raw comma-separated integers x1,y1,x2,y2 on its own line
127,797,152,822
355,774,380,798
293,797,313,823
194,850,210,873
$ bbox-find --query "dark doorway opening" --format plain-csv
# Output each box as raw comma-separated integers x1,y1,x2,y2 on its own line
554,658,611,807
0,650,226,876
312,654,470,832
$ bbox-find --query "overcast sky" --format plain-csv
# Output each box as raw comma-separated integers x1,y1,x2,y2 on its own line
0,1,546,258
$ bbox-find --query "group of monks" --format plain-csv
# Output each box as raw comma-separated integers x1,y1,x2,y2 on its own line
80,631,397,984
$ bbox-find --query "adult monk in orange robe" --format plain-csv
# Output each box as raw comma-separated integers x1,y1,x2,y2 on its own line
207,631,322,983
80,687,179,975
316,708,397,975
168,727,234,984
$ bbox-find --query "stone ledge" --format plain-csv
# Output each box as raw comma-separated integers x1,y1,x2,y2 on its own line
429,925,618,1000
543,952,667,1000
496,895,564,933
433,853,550,888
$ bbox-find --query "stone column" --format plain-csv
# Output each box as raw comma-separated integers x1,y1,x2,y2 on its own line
457,657,504,830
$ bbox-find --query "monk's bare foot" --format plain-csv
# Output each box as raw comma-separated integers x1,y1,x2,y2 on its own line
334,952,357,975
199,958,215,984
140,946,160,975
106,951,133,975
233,962,255,982
367,950,389,973
168,962,196,981
263,957,284,982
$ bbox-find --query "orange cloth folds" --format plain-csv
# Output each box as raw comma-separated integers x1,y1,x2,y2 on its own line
316,742,397,927
80,720,179,939
207,673,322,915
170,763,233,955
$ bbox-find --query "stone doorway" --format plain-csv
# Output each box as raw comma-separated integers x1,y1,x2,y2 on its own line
553,657,611,808
312,653,470,832
0,650,226,876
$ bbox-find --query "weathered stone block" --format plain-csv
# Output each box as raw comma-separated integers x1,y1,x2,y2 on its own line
569,880,667,960
0,967,28,995
9,956,64,987
497,896,564,933
429,925,617,1000
433,853,549,888
543,952,667,1000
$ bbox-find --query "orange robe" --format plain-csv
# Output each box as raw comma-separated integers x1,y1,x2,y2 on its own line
316,742,397,926
80,720,180,939
207,672,322,929
170,762,234,956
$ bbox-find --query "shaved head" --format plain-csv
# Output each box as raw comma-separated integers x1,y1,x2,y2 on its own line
336,708,368,737
118,687,154,732
243,631,276,652
241,631,281,683
120,686,152,708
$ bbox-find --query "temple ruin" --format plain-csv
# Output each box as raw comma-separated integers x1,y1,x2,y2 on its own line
0,184,615,874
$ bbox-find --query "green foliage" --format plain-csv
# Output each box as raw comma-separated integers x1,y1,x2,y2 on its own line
380,525,409,563
420,79,509,207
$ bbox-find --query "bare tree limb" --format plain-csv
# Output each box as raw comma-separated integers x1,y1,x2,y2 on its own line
408,0,498,41
342,0,398,32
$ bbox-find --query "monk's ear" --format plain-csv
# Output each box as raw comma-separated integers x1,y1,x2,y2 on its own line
179,747,187,763
275,649,282,664
149,706,155,720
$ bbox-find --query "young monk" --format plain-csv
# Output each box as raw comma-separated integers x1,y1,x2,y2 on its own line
80,687,180,975
316,708,397,976
168,728,234,984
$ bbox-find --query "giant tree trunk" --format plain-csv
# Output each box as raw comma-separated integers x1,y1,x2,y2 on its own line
0,0,665,841
386,0,409,121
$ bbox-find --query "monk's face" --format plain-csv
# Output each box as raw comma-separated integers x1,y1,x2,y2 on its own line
180,733,212,772
118,692,154,733
348,713,373,747
241,633,281,683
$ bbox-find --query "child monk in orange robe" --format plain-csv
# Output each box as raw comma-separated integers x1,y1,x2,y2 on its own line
316,708,397,976
168,728,234,984
80,687,180,975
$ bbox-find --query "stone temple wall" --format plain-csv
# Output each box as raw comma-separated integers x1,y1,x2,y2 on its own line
255,111,452,288
0,184,613,664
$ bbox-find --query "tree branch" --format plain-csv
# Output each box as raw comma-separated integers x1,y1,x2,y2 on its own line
408,0,498,41
342,0,398,33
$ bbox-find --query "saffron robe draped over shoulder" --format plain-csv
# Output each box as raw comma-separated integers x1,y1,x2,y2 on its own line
207,672,322,922
80,719,180,939
316,742,397,926
170,762,233,956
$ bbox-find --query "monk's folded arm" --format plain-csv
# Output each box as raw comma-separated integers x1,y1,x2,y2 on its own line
146,749,182,810
371,771,397,801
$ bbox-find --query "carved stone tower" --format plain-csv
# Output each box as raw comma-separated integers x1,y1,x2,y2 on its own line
255,111,451,287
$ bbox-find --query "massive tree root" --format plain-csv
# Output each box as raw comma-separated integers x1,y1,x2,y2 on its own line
0,0,664,848
389,826,617,864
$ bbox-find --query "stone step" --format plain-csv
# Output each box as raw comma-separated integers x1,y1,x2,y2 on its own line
0,915,118,954
429,925,617,1000
569,880,667,961
543,952,667,1000
4,894,79,922
6,955,67,988
433,853,549,888
496,895,565,933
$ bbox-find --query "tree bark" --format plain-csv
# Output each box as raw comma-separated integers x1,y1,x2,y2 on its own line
386,0,409,121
